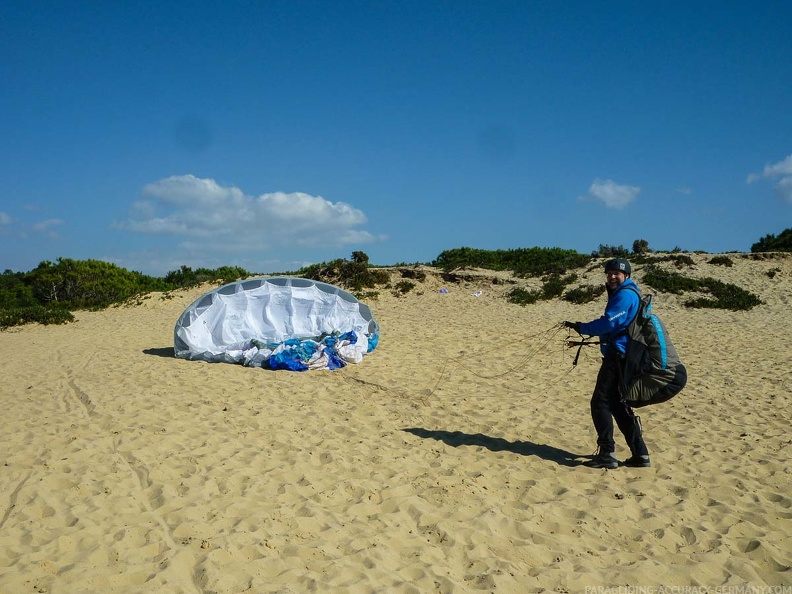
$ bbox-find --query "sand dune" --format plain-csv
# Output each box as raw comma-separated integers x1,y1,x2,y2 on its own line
1,253,790,593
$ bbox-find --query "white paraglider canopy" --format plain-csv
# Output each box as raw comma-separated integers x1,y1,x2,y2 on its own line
174,277,379,369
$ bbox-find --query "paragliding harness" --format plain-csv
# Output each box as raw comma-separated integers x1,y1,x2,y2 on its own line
570,286,687,407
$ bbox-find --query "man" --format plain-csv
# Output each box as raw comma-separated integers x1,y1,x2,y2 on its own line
564,258,651,469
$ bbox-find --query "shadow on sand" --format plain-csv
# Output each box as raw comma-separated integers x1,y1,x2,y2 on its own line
402,427,588,467
143,347,175,358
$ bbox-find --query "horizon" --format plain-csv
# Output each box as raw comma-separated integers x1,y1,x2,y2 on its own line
2,2,791,276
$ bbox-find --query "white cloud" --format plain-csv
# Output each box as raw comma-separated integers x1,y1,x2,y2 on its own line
32,218,64,233
581,179,640,209
0,213,63,238
747,154,792,204
775,176,792,204
747,154,792,182
142,175,245,207
124,174,378,249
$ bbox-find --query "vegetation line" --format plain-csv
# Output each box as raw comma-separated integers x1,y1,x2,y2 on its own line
3,229,790,329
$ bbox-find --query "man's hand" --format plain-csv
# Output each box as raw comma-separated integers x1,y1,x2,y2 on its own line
563,321,581,333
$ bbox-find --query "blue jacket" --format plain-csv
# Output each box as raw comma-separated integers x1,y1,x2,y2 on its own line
579,278,641,355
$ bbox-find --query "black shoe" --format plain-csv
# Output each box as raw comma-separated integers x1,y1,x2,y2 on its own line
584,452,619,469
623,455,651,468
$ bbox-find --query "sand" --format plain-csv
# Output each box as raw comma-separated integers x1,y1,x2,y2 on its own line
1,253,790,593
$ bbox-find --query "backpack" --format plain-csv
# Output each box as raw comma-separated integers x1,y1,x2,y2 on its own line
620,288,687,407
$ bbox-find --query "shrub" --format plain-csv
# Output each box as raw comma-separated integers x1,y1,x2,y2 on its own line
399,268,426,281
434,247,590,277
632,239,651,255
298,252,390,292
507,287,542,306
632,253,695,268
708,256,733,267
751,227,792,252
393,280,416,296
669,254,695,268
1,306,74,329
642,267,700,294
163,265,250,288
540,273,577,299
642,266,761,310
0,270,37,308
592,244,630,258
26,258,168,310
0,259,257,330
506,273,579,306
563,284,606,304
684,280,762,310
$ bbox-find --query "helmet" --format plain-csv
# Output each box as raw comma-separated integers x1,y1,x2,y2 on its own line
604,258,631,275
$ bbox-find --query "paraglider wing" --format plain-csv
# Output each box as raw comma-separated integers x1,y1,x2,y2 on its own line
173,277,379,369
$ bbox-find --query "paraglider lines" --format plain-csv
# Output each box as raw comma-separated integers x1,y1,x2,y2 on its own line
419,324,569,399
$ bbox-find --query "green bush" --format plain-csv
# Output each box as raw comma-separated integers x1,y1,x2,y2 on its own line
751,228,792,252
632,254,695,268
25,258,168,310
506,273,579,305
684,280,762,310
540,273,578,299
298,252,390,292
163,265,250,288
592,244,630,258
708,256,734,267
669,254,695,268
393,280,416,296
632,239,651,255
642,266,761,310
0,270,38,308
642,267,699,294
506,287,542,306
434,247,590,277
563,284,606,304
399,268,427,281
0,259,254,329
1,306,74,329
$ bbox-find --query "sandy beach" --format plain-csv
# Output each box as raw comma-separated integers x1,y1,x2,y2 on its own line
1,253,790,593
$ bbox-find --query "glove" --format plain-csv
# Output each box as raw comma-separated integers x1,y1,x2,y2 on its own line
563,321,582,333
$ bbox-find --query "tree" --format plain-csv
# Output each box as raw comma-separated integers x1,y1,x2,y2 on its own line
351,251,369,264
751,228,792,252
25,258,165,309
632,239,651,254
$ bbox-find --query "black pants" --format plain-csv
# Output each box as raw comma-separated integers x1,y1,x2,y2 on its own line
590,349,649,456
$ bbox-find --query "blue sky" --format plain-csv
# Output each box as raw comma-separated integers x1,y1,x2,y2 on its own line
2,1,791,276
